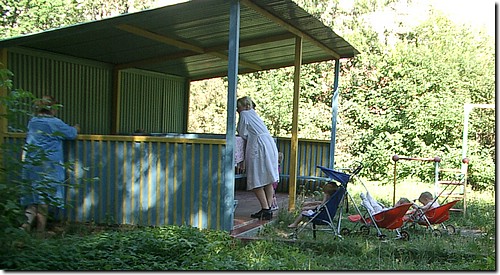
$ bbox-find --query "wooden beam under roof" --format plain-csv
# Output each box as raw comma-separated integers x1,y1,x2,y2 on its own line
189,53,337,81
115,23,262,71
114,29,295,71
116,24,204,53
241,0,341,60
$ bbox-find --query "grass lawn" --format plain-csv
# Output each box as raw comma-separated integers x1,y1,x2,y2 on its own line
0,179,495,271
259,178,495,270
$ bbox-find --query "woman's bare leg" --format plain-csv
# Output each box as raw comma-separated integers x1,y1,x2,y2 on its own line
263,184,274,208
21,205,37,231
36,204,48,232
253,187,270,209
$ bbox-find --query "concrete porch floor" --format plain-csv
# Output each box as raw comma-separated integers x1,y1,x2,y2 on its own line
230,190,289,237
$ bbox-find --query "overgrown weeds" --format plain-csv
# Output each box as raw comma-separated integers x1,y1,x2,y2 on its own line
0,194,494,271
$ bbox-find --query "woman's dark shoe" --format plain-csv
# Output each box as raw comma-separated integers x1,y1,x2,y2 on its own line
251,208,273,220
261,209,273,220
250,209,264,218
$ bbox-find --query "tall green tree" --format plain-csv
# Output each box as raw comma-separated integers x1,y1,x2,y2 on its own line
0,0,155,39
0,0,82,38
336,3,495,188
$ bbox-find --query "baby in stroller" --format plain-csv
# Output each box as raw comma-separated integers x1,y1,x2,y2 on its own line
360,192,411,214
404,191,440,221
362,191,439,216
402,191,459,236
346,193,413,240
288,183,339,228
416,191,440,211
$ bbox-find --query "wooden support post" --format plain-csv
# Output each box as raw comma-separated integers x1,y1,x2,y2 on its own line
288,36,302,211
111,68,121,134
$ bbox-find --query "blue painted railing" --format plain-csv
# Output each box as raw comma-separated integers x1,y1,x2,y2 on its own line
6,134,333,231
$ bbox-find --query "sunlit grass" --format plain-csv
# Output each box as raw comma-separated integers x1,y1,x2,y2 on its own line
0,176,494,271
258,177,495,270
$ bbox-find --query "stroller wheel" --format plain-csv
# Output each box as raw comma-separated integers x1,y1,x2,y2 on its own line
399,230,410,241
378,234,387,240
288,233,297,240
360,225,370,235
432,229,442,238
445,225,456,235
340,228,351,236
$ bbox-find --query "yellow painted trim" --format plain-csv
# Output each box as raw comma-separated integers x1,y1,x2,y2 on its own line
106,140,111,221
66,144,73,221
207,144,212,228
122,142,127,224
111,68,121,134
98,140,104,221
288,36,302,211
75,141,81,221
130,142,135,224
5,132,227,145
114,141,119,224
198,144,204,227
181,143,187,223
148,142,153,225
80,141,88,220
89,141,95,219
155,142,161,225
190,144,195,225
138,141,143,224
216,144,222,230
172,143,178,223
164,144,170,225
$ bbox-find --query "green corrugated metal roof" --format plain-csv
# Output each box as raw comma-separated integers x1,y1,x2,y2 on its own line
0,0,359,80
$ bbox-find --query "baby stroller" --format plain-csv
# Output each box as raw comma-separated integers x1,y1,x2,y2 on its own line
403,199,461,237
289,164,362,240
403,176,463,237
340,170,412,240
344,202,412,241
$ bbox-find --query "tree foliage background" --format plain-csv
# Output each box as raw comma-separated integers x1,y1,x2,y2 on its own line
0,0,495,190
191,0,495,190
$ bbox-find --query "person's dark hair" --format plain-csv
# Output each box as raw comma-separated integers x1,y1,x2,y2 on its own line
322,183,338,196
237,96,254,110
251,100,257,109
34,95,57,115
419,191,433,201
398,197,411,204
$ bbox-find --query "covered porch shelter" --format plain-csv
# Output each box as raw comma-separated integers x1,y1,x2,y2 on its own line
0,0,358,232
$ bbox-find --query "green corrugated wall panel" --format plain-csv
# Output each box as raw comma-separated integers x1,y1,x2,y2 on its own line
61,138,226,230
275,138,332,193
119,69,187,134
7,134,333,230
6,48,188,135
7,48,113,134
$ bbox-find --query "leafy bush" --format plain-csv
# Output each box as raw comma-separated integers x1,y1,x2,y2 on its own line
0,75,37,235
0,69,79,251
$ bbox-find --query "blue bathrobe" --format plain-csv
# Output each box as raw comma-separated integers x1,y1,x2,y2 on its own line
21,115,78,206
